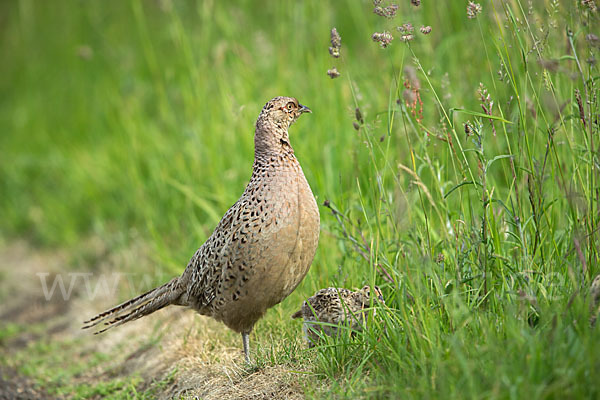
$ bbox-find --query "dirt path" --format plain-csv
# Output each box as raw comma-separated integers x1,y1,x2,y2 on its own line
0,241,309,399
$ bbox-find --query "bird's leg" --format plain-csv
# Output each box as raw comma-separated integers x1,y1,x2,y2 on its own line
242,332,250,363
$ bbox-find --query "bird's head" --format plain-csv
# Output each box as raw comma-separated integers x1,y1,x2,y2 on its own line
259,96,311,129
360,285,385,303
254,96,311,156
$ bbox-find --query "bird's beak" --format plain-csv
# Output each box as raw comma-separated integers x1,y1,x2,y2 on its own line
298,104,312,114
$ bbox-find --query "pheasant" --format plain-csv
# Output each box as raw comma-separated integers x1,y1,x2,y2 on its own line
291,285,383,347
83,96,320,363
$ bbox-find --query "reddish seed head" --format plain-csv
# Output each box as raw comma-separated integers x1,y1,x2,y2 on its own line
467,2,482,19
398,23,414,33
373,4,398,18
372,31,394,48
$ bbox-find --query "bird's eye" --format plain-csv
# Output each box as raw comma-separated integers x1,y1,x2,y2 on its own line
286,102,294,110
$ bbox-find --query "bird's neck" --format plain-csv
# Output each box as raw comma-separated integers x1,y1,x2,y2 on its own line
253,119,295,162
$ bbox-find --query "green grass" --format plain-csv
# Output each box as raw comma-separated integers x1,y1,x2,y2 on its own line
1,320,177,399
1,0,600,398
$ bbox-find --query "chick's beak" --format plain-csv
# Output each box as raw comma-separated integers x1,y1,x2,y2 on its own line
298,104,312,114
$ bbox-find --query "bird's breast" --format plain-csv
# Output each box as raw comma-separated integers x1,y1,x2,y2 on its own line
207,158,319,332
242,161,319,303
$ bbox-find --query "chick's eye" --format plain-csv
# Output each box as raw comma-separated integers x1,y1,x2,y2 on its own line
286,102,294,110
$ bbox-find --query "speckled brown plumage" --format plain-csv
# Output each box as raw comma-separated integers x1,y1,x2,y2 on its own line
291,286,383,347
83,97,320,362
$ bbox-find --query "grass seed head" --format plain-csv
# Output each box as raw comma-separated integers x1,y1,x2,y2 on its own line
464,121,473,136
586,33,599,48
420,25,432,34
398,23,415,42
372,31,394,48
398,23,414,33
330,28,341,48
355,107,364,124
575,89,587,128
477,83,496,135
329,28,341,58
477,83,492,106
374,4,398,18
467,2,482,19
327,67,340,79
582,0,597,12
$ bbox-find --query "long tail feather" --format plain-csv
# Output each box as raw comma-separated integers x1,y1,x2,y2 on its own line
83,277,183,332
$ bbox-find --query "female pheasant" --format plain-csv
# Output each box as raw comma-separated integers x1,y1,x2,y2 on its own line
83,97,320,363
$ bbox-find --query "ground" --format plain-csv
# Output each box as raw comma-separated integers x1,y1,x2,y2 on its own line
0,241,315,399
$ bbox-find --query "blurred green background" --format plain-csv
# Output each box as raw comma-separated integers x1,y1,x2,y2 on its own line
0,0,494,258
